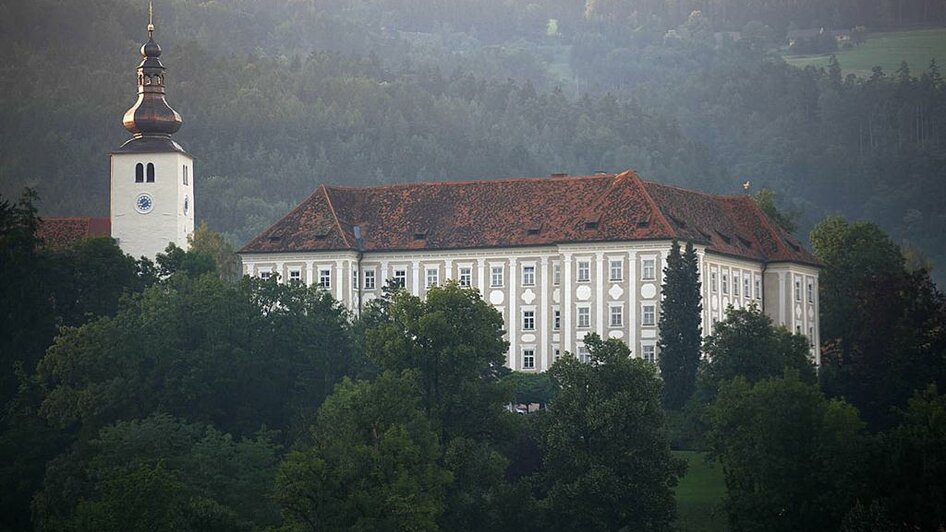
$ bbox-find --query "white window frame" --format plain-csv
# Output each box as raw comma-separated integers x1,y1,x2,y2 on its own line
491,266,504,288
458,266,472,287
393,269,407,288
522,348,536,370
289,269,302,282
609,304,623,327
642,304,656,327
577,306,591,328
577,260,591,282
795,277,802,302
522,309,536,331
553,345,561,361
553,308,561,330
722,272,729,294
807,279,814,303
522,264,536,287
642,344,657,364
641,257,657,281
259,269,273,280
744,275,751,299
609,259,623,281
425,267,439,289
319,268,332,289
733,273,741,297
577,345,591,363
711,270,718,293
755,278,762,300
364,269,376,290
552,262,561,286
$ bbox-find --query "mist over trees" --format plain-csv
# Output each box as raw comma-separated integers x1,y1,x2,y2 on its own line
1,0,945,273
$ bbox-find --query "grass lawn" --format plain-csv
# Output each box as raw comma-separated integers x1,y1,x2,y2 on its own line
673,450,727,532
783,28,946,77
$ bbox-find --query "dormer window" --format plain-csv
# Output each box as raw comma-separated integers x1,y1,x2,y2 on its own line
413,231,427,241
146,163,155,183
526,226,541,236
135,163,144,183
584,215,601,230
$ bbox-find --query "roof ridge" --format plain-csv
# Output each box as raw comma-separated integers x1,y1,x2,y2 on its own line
629,170,677,238
323,173,616,192
321,185,352,249
642,179,751,201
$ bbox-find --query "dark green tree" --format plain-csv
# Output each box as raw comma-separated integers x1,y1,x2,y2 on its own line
33,414,280,531
540,333,684,531
658,240,703,409
276,373,450,531
697,305,815,402
705,371,869,532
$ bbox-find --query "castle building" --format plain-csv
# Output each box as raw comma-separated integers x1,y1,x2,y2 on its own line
109,13,194,259
238,171,821,370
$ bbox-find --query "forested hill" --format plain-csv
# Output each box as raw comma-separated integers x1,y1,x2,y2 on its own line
2,0,945,272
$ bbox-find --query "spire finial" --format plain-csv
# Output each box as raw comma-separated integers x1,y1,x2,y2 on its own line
148,1,155,37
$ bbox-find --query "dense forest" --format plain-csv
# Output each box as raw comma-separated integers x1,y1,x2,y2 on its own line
2,0,945,274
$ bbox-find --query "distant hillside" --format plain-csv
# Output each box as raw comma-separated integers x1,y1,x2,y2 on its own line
784,28,946,77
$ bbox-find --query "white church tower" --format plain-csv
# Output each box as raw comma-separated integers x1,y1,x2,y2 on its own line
110,7,194,260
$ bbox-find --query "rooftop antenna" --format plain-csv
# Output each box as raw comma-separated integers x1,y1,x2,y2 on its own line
148,1,155,37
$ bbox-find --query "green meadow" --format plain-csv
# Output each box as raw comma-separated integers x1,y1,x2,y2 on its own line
674,451,727,532
783,28,946,77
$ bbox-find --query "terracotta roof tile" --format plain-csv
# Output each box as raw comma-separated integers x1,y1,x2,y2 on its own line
38,217,111,249
240,171,819,266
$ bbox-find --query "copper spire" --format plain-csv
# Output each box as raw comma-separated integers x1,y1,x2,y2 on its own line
121,3,183,139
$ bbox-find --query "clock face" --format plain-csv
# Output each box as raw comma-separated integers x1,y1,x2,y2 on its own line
135,193,153,214
183,195,189,215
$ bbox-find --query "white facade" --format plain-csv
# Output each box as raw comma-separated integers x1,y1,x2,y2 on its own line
110,150,194,259
241,241,821,370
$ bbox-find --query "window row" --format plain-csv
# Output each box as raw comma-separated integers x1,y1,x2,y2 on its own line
132,163,191,185
710,268,762,300
795,277,816,303
520,344,656,369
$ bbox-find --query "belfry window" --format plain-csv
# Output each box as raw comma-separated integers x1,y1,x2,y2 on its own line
135,163,144,183
146,163,155,183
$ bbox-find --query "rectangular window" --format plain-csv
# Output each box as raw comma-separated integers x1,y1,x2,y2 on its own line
744,276,751,299
491,266,504,287
642,304,656,326
642,344,656,364
711,271,718,293
609,260,623,281
289,270,301,282
796,324,802,334
522,265,536,286
755,278,762,300
577,345,591,363
426,267,439,289
642,258,656,280
319,269,331,289
795,278,802,302
610,305,623,327
722,273,729,294
364,270,376,290
352,269,359,289
554,348,561,361
260,271,272,280
808,326,814,346
807,280,814,303
522,310,535,331
577,306,591,328
553,309,561,330
577,261,591,282
393,269,407,289
522,349,535,369
552,263,561,286
459,267,472,287
733,273,740,296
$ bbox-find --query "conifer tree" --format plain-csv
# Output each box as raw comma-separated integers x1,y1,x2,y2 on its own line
658,240,703,410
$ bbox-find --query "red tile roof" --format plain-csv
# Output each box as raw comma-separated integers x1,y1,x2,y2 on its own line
240,171,819,266
38,217,111,249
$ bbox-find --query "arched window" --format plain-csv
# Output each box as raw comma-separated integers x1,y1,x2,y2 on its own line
146,163,155,183
135,163,144,183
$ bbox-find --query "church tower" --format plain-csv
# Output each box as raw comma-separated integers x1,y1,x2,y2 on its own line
110,5,194,260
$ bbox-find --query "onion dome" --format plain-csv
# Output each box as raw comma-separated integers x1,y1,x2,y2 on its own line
121,11,183,140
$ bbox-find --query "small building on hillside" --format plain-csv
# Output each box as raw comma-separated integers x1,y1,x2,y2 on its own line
239,170,821,372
